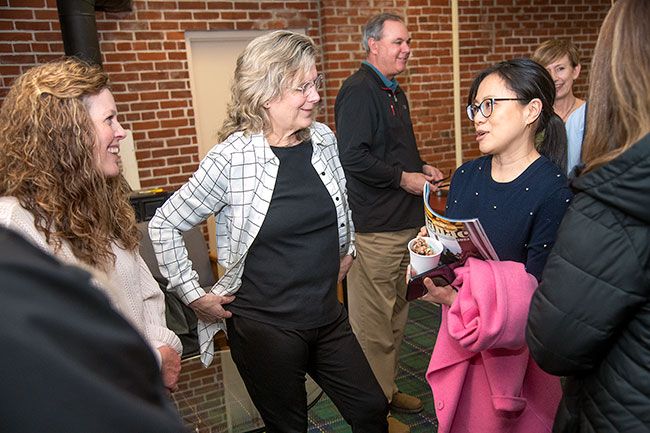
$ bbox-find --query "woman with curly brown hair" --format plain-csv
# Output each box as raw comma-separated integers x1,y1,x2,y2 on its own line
0,57,182,392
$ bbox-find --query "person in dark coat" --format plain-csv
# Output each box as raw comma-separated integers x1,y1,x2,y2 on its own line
526,1,650,431
0,227,188,433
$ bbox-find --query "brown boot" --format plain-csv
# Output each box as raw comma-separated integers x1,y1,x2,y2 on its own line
387,415,410,433
390,391,423,414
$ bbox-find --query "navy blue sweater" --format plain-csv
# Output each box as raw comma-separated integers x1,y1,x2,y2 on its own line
446,155,572,280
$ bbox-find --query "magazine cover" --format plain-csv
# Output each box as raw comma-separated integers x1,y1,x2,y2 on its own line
406,182,499,301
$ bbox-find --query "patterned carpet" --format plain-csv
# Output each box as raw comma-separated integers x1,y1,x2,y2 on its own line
307,300,442,432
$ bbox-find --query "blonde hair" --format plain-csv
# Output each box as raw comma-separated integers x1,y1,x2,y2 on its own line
0,57,139,269
533,39,581,68
582,0,650,173
217,30,318,142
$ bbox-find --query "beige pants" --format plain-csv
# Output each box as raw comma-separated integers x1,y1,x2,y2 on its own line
347,228,419,401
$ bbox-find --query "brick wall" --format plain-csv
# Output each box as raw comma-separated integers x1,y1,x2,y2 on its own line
0,0,322,189
174,356,229,432
0,0,611,189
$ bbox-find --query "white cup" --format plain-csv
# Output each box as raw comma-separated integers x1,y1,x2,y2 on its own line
408,236,444,274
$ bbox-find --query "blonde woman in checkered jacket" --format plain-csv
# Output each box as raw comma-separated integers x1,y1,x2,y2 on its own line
149,30,388,433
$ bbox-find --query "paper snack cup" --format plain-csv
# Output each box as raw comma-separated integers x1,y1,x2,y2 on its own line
408,237,444,274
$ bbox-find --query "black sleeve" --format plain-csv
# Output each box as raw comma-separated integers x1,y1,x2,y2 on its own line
526,198,649,376
335,82,402,189
0,228,188,433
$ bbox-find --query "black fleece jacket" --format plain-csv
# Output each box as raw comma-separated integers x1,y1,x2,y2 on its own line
335,64,426,233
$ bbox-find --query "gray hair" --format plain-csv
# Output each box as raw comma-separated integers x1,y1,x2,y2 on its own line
217,30,318,141
362,13,404,53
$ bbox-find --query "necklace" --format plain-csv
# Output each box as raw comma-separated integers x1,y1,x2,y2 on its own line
266,133,299,147
492,148,540,182
558,96,577,122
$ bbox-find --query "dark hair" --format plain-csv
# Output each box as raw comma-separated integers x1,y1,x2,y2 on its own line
467,58,567,173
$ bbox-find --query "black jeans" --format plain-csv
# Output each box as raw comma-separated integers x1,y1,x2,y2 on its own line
226,309,388,433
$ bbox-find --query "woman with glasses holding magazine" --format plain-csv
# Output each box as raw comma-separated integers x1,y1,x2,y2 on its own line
148,30,388,433
414,58,572,433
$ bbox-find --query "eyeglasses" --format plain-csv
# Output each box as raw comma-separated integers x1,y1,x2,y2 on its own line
466,97,526,121
294,74,324,96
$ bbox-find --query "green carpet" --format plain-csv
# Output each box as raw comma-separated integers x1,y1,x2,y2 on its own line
307,300,442,432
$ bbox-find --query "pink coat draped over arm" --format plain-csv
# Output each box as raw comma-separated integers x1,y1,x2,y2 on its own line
426,258,561,433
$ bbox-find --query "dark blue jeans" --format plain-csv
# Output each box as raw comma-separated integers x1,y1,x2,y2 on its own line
226,309,388,433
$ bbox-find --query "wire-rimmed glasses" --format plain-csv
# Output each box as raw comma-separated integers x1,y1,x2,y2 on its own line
295,73,324,96
466,97,526,121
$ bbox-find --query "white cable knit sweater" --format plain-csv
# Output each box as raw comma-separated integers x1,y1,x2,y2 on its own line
0,196,182,358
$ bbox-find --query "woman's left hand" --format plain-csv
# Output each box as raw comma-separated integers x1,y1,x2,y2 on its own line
338,254,355,283
406,264,457,306
422,278,457,306
158,344,181,393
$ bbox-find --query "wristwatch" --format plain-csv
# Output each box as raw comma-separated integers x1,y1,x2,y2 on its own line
350,249,357,260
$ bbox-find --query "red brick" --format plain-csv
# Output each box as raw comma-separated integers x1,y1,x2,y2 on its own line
136,11,162,20
104,52,136,62
101,31,134,41
177,1,206,10
130,101,159,111
161,118,189,128
163,11,192,20
13,21,50,31
140,71,170,81
207,22,235,30
124,62,154,72
153,166,180,176
110,72,140,82
137,52,166,61
96,21,118,32
146,1,176,10
151,147,179,157
165,31,185,41
8,0,44,7
192,12,221,20
150,21,180,31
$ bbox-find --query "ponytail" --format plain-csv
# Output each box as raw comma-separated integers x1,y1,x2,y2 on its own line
537,112,567,173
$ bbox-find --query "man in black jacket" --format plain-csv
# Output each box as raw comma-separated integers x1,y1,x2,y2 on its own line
335,12,443,433
0,227,188,433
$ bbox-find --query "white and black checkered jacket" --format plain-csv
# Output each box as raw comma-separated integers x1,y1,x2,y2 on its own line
148,122,355,365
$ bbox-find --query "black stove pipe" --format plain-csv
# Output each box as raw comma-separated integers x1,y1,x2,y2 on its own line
56,0,102,66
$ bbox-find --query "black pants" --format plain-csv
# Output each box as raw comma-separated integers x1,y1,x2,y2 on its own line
226,309,388,433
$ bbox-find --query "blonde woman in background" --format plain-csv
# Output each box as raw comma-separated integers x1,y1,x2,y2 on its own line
527,0,650,431
0,58,182,392
533,39,586,175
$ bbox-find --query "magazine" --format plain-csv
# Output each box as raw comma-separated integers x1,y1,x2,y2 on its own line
406,182,499,301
